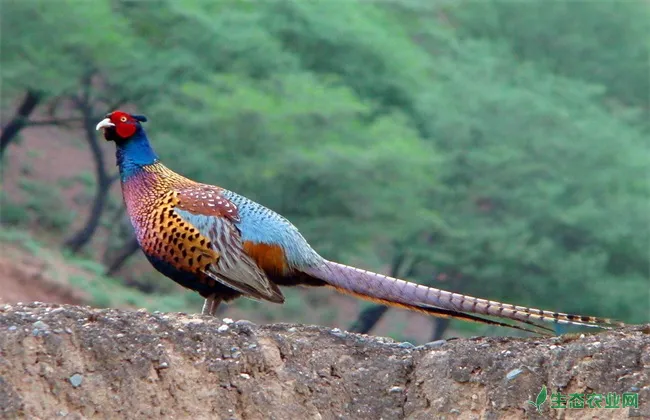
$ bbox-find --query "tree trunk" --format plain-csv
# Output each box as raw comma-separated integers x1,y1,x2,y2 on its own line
105,236,140,276
347,305,389,334
63,106,114,252
63,80,117,253
431,318,451,341
0,90,42,158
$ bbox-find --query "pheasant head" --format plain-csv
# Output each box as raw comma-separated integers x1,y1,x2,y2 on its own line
96,110,158,179
96,110,148,142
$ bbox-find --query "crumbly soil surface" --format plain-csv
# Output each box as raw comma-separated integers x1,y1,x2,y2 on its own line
0,303,648,419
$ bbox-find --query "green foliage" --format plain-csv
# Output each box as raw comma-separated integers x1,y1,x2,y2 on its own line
1,0,127,99
448,0,650,110
0,192,29,226
0,228,47,256
115,0,299,80
258,0,429,114
413,38,650,323
0,0,186,116
17,179,75,231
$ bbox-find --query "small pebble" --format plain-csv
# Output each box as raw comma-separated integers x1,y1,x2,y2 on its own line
388,386,403,393
217,325,229,333
423,340,447,349
159,362,169,369
288,327,297,333
32,320,51,337
247,344,257,349
240,373,250,379
506,368,524,381
630,386,640,392
330,327,347,339
69,374,83,387
398,342,415,349
8,326,16,332
223,318,234,324
33,320,50,331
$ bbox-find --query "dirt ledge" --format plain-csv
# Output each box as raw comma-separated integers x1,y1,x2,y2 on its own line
0,303,648,419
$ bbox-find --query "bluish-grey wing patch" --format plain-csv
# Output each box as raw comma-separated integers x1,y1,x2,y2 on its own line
220,189,323,268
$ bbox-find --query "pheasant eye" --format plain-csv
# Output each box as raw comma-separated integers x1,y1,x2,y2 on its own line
120,116,128,122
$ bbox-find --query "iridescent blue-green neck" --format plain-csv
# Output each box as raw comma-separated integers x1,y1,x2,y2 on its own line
116,129,159,181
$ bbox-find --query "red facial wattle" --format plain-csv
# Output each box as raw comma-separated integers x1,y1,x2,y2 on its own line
111,113,137,138
115,119,136,138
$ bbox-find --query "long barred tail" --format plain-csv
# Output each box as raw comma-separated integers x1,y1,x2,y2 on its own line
303,260,623,334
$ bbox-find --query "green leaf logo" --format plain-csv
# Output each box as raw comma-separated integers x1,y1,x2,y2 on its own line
527,385,548,413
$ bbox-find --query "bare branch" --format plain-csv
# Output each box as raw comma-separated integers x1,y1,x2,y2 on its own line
0,90,43,158
25,117,84,127
108,172,120,185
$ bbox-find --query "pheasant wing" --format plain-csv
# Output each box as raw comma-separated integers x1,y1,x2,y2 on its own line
171,185,285,303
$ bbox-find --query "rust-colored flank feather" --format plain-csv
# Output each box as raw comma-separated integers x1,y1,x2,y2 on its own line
242,242,288,275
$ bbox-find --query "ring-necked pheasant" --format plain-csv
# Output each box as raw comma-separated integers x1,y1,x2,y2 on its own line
97,110,622,335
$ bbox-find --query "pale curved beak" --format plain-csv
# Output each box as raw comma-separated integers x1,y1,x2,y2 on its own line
95,118,115,131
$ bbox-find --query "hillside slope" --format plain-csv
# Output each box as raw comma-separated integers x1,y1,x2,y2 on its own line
0,242,87,306
1,303,648,419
